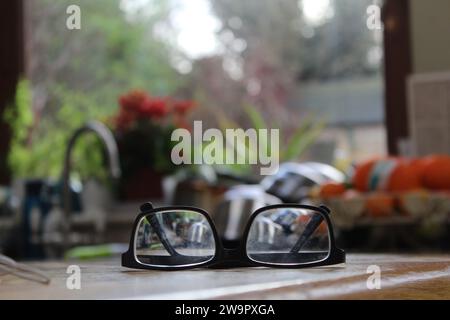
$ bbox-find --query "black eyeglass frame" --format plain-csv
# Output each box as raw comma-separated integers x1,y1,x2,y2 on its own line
122,203,345,270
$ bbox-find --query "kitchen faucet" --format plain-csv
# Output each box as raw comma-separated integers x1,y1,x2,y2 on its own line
61,120,121,250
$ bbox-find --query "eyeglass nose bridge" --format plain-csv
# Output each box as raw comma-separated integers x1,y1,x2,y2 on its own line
222,247,241,260
208,247,252,269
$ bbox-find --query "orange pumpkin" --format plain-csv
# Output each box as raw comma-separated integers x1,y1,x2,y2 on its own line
421,155,450,190
365,192,395,217
410,158,428,178
352,158,378,192
353,157,423,192
319,182,347,199
387,160,422,192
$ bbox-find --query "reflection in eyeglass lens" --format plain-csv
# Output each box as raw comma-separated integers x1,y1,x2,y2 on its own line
246,208,330,265
135,210,216,267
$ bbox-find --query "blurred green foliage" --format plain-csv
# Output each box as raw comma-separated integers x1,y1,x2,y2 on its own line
212,104,325,176
4,80,33,177
9,0,347,181
8,0,186,180
4,80,109,181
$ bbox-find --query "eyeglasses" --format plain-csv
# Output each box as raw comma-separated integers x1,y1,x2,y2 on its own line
0,254,51,284
122,202,345,270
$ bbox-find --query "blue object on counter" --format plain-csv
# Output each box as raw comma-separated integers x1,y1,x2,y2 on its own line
21,179,83,259
22,179,52,259
22,179,82,259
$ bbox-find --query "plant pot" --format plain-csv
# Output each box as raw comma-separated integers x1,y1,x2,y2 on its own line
120,168,164,201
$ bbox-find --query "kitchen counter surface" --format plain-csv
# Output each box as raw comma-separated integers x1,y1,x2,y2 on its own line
1,254,450,299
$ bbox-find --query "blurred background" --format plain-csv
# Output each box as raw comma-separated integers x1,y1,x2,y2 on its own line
0,0,449,261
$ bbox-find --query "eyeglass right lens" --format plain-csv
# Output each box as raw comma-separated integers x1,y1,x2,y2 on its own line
246,208,330,265
134,210,216,267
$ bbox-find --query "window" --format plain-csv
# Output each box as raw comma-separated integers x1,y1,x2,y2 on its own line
26,0,385,177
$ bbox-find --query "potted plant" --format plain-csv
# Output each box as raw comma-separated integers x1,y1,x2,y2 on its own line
112,90,195,200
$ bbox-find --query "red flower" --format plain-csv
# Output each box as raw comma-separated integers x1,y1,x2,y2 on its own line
173,100,195,116
114,90,196,131
119,90,150,114
141,97,168,119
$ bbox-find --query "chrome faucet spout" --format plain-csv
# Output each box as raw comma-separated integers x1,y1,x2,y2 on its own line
61,120,121,248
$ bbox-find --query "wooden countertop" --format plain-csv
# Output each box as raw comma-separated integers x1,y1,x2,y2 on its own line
1,254,450,299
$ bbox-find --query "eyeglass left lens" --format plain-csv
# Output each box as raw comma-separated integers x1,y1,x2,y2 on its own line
134,210,216,267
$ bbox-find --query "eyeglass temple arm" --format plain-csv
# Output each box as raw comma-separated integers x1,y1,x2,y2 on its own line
147,214,180,256
141,203,180,256
289,207,328,253
0,255,51,285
